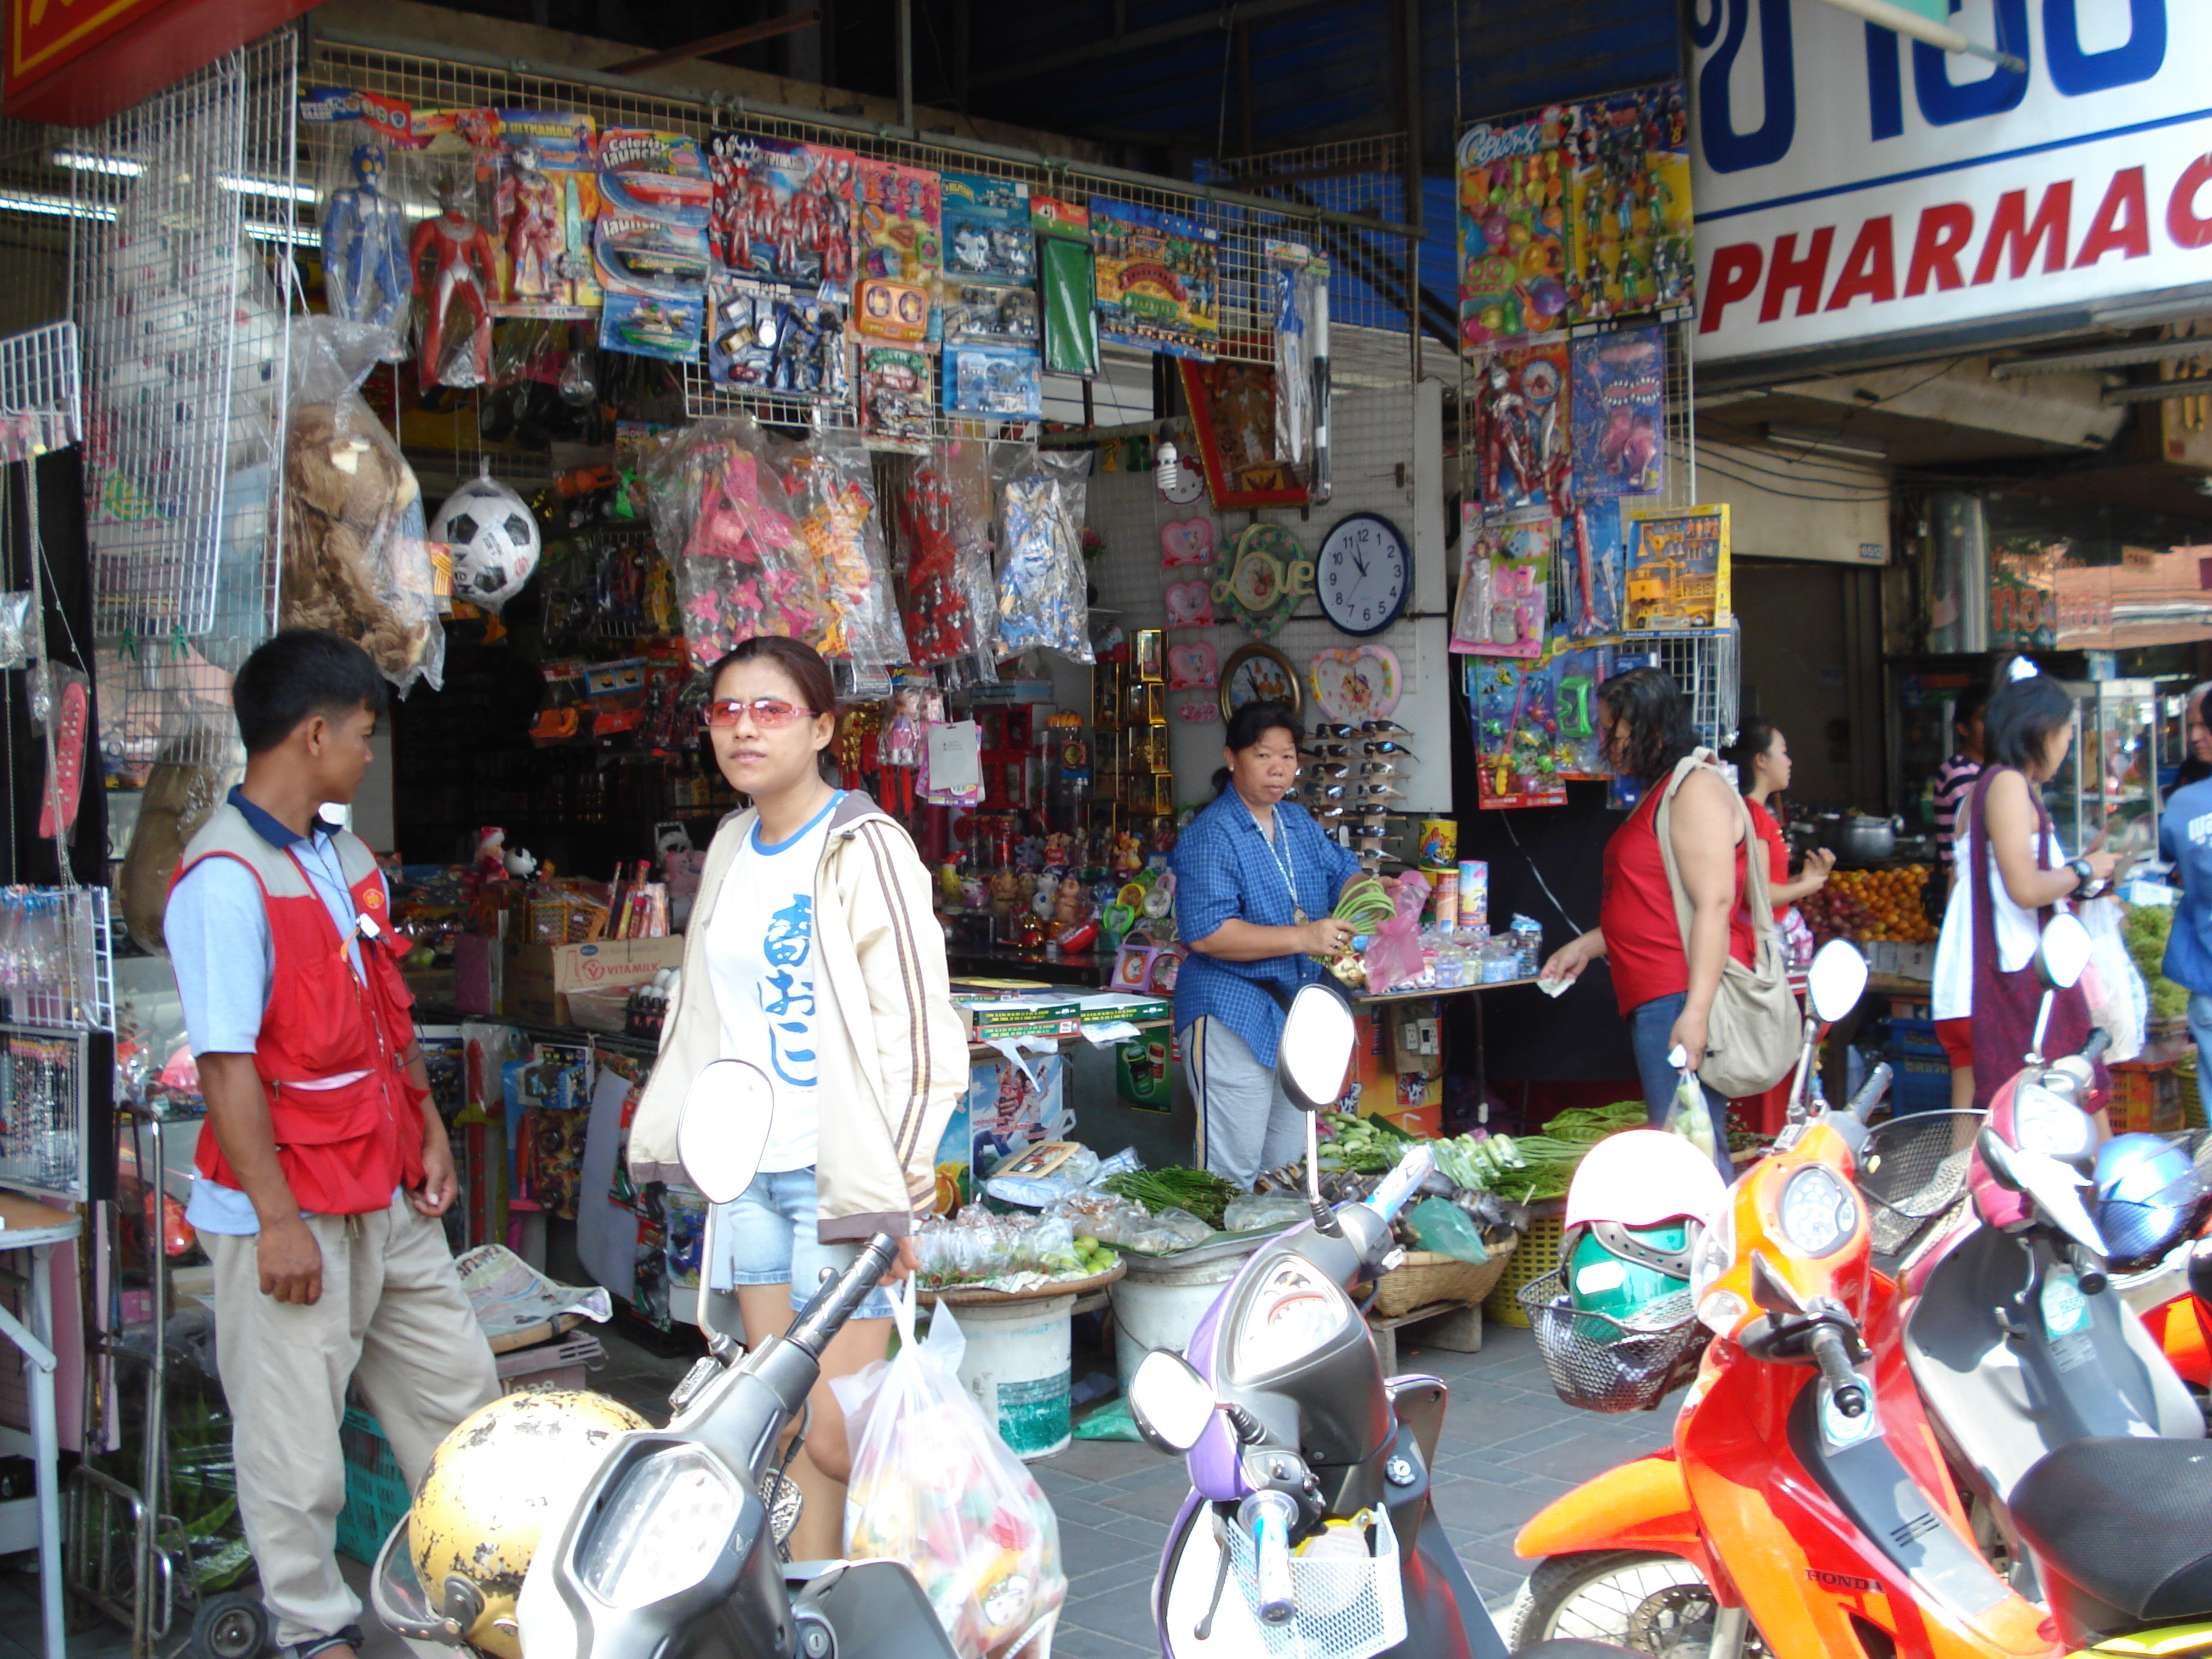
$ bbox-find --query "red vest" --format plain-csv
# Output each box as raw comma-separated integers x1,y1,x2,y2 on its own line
1601,782,1756,1017
169,804,426,1214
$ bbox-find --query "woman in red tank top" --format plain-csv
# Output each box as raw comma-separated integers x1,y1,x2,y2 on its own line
1539,667,1755,1178
1723,715,1835,922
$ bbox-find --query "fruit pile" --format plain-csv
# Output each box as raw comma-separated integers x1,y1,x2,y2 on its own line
1798,865,1938,945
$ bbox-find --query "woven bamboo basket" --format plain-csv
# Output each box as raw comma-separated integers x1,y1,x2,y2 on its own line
1372,1236,1516,1319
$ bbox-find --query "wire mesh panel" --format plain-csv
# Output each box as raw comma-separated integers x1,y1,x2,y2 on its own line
70,30,297,757
0,322,82,464
0,885,114,1030
1636,621,1740,748
0,1023,94,1202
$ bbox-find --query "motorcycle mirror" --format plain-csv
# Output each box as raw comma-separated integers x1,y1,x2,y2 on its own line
1279,980,1357,1112
675,1060,775,1204
1749,1250,1809,1317
1977,1125,2023,1192
2036,913,2093,992
2010,1143,2109,1257
1127,1350,1216,1455
1807,940,1869,1024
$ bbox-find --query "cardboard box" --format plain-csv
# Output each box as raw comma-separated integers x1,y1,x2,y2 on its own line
503,936,685,1025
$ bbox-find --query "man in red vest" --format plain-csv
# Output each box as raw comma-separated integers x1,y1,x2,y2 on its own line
165,631,495,1659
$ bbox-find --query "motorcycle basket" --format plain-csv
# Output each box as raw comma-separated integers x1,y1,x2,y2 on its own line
1856,1109,1980,1261
1519,1267,1709,1413
1221,1503,1406,1659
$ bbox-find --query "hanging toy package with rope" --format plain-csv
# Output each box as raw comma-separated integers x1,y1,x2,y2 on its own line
897,441,998,673
280,317,445,693
769,428,908,670
992,446,1092,664
640,415,832,668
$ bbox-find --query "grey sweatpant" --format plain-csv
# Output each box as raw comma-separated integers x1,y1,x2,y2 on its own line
1184,1017,1305,1191
207,1193,498,1647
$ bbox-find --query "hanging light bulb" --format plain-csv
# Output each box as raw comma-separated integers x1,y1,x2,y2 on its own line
1154,439,1181,494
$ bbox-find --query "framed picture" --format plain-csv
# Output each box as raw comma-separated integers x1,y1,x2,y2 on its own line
1218,643,1303,723
1178,359,1309,510
1134,627,1165,681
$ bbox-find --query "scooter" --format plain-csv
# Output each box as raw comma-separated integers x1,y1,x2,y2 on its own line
1513,940,2064,1657
1125,979,1626,1659
370,1059,966,1659
1865,914,2200,1577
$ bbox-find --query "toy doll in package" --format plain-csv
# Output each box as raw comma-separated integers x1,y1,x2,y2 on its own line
706,274,850,404
842,1288,1066,1659
1449,502,1550,660
993,448,1092,663
770,429,908,670
483,109,600,315
706,131,855,284
641,416,833,667
304,86,418,358
899,443,994,665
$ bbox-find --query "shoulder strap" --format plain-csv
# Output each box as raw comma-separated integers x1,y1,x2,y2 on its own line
1653,749,1773,953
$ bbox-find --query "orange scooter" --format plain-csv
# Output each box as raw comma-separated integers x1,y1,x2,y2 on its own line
1510,942,2054,1658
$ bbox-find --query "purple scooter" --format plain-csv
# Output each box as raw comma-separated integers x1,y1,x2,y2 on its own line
1126,981,1631,1659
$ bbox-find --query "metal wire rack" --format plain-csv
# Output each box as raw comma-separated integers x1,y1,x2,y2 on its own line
307,40,1403,455
0,322,82,464
1,885,116,1032
67,31,297,760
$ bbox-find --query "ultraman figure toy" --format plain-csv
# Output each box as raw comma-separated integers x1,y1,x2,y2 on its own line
409,179,496,388
320,141,411,340
495,139,564,303
1478,358,1539,510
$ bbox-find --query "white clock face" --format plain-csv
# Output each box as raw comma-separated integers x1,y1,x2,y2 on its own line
1318,513,1410,637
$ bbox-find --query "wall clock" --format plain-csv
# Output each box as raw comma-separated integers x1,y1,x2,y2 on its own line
1314,511,1411,637
1217,643,1302,722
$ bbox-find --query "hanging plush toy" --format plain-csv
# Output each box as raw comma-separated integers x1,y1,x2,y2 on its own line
433,464,543,613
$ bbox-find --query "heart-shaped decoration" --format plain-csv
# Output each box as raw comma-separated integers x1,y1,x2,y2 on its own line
1167,642,1218,689
1307,646,1404,725
1177,701,1220,724
1164,580,1215,630
1160,518,1215,568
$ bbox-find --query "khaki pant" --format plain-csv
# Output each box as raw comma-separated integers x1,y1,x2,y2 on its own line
207,1194,498,1648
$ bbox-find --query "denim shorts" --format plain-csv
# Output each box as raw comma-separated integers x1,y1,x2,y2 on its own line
711,1165,896,1319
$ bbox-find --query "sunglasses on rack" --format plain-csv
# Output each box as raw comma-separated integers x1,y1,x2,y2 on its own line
1306,761,1351,780
1363,740,1418,758
700,697,819,730
1356,760,1399,778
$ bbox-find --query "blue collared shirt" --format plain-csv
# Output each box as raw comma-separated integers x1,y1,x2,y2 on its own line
2161,778,2212,993
166,788,390,1235
1169,788,1362,1068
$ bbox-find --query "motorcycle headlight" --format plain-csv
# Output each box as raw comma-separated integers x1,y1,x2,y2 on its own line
1231,1256,1351,1377
1777,1165,1857,1259
2015,1081,2095,1162
579,1446,738,1609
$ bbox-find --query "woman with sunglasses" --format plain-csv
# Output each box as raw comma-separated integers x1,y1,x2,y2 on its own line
1169,699,1366,1188
1538,667,1752,1180
625,634,966,1559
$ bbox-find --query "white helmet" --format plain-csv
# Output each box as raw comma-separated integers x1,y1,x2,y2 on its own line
1564,1128,1727,1233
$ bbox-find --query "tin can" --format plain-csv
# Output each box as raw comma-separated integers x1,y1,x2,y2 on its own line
1459,860,1488,930
1426,866,1460,933
1419,819,1457,866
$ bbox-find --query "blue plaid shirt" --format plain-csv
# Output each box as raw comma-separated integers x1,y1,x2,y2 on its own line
1169,788,1363,1068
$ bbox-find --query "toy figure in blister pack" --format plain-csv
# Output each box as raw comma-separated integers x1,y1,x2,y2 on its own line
321,140,412,341
706,274,850,405
1449,503,1551,660
994,451,1091,662
710,132,856,285
898,454,985,663
1470,658,1566,810
409,176,496,388
941,282,1038,348
860,346,932,451
1544,441,1599,639
495,139,565,303
940,171,1033,288
1570,325,1663,498
946,345,1042,421
853,158,941,288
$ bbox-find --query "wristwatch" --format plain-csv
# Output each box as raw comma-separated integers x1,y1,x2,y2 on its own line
2065,856,2105,898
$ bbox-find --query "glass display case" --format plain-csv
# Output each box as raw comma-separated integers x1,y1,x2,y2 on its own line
2042,679,2162,862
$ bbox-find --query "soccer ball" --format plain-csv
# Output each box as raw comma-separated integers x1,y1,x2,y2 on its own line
431,465,541,613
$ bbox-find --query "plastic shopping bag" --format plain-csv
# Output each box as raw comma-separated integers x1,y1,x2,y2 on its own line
2078,895,2146,1065
842,1282,1066,1658
1663,1056,1720,1165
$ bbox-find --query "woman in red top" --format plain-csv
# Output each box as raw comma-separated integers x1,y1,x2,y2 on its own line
1540,667,1755,1179
1725,715,1835,921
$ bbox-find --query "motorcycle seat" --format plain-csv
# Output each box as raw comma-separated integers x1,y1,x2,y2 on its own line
2011,1439,2212,1625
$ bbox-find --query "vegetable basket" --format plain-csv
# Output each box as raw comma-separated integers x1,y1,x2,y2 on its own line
1371,1241,1513,1319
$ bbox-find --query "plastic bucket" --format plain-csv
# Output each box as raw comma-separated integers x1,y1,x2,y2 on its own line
1110,1248,1254,1387
951,1292,1077,1462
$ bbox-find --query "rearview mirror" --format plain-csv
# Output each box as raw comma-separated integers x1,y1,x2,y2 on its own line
1807,940,1869,1025
1128,1350,1216,1454
1280,980,1356,1112
676,1060,775,1204
2037,913,2093,992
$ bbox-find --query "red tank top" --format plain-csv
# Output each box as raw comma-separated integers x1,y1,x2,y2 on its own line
1745,796,1789,922
1601,775,1757,1016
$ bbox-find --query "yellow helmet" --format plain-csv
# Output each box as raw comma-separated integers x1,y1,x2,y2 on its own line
408,1389,649,1659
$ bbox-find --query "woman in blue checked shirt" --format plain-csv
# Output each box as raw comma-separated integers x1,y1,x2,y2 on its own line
1168,700,1364,1188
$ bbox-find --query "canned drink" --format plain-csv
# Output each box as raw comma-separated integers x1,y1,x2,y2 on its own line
1426,866,1460,933
1460,860,1488,930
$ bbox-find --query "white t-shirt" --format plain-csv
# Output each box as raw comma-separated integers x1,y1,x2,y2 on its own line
704,793,842,1172
1931,817,2067,1020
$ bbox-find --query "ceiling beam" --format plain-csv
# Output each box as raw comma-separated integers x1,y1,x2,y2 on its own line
966,0,1339,93
604,7,819,76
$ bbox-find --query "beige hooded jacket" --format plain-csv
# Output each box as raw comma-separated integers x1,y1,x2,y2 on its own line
625,791,966,1239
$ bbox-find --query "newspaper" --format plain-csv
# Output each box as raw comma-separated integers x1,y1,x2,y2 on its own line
454,1244,613,1353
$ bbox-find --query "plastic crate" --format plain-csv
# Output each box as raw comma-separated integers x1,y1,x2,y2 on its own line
1883,1017,1946,1061
2110,1061,2183,1136
1485,1206,1564,1329
335,1404,408,1567
1889,1055,1951,1117
2181,1056,2203,1131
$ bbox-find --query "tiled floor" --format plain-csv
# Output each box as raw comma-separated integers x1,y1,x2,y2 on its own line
17,1309,1673,1658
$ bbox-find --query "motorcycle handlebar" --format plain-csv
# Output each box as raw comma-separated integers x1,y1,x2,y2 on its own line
2065,1239,2110,1297
1240,1493,1298,1626
1807,1323,1867,1419
2080,1027,2112,1066
785,1234,899,1360
1845,1062,1892,1122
